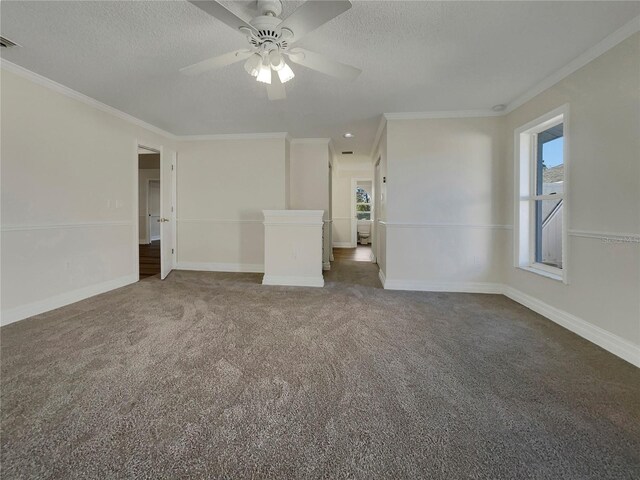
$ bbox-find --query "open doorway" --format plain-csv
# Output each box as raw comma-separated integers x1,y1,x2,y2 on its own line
334,178,373,262
138,147,161,279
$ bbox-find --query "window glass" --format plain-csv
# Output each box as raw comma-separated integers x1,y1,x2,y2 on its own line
535,198,563,269
536,124,564,196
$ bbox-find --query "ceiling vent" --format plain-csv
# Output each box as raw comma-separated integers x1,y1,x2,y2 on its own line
0,36,19,48
342,151,353,155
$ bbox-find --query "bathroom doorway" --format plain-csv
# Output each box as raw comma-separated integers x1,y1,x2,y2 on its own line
347,178,374,262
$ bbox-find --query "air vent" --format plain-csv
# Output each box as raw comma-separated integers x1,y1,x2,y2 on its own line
342,151,353,155
0,36,19,48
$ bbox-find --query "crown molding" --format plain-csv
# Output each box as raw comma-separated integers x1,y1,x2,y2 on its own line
0,59,178,140
383,110,501,121
505,15,640,114
1,60,289,143
289,138,331,145
178,132,288,141
377,16,640,127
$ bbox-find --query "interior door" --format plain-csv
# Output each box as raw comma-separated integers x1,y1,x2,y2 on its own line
160,149,175,279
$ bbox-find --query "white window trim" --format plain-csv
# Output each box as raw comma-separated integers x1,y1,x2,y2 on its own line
514,104,570,284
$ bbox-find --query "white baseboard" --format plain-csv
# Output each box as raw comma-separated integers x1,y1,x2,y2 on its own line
379,276,638,366
383,278,503,294
150,235,160,241
503,286,640,368
323,262,331,271
139,239,148,245
176,261,264,273
333,242,356,248
262,275,324,287
378,269,387,287
1,274,138,327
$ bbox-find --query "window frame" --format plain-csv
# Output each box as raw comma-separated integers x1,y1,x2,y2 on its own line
514,104,569,284
355,186,373,221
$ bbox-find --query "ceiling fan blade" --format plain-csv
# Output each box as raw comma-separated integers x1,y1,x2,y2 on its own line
187,1,257,34
267,79,286,101
180,49,253,76
287,48,361,81
278,0,352,43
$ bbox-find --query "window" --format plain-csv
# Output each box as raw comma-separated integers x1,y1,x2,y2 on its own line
515,105,568,282
356,186,372,220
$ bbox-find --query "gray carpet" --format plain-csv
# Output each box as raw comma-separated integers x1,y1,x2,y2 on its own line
1,259,639,479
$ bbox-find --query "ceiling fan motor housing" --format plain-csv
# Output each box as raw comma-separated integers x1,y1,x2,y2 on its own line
248,14,289,52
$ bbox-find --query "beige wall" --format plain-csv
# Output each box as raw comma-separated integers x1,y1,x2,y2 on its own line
382,116,507,289
289,141,330,212
175,138,287,271
503,33,640,348
289,140,331,267
1,68,174,324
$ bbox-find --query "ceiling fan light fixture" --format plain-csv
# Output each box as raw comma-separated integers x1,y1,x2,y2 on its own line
268,50,285,71
244,53,262,77
277,63,295,83
256,62,272,84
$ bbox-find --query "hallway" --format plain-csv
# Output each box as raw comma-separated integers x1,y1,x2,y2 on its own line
331,246,373,262
324,246,381,289
139,240,160,279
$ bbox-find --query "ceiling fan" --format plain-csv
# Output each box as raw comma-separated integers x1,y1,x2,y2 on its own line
181,0,361,100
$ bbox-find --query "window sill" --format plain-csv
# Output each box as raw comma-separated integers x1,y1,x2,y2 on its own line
518,265,565,283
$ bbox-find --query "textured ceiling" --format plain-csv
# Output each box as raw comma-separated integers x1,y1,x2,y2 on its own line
1,1,638,156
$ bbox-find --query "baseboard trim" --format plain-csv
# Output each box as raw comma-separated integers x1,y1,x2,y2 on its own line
503,286,640,368
379,277,638,366
323,262,331,271
383,279,503,294
176,262,264,273
333,242,356,248
378,269,387,287
262,275,324,287
1,274,138,326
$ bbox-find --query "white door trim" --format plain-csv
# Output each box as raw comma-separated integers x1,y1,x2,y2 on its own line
135,141,162,281
147,179,161,241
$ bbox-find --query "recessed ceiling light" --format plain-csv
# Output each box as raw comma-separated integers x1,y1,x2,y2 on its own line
343,132,354,138
492,104,506,112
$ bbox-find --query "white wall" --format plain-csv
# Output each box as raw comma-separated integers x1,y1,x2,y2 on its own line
289,140,331,268
1,68,174,325
382,116,507,291
138,168,160,243
175,138,287,272
503,33,640,358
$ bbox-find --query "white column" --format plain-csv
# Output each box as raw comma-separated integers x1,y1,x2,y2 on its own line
262,210,325,287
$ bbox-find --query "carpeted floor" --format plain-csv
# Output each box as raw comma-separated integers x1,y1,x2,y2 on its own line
1,258,639,479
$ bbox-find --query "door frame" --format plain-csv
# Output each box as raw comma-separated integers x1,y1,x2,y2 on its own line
134,141,163,281
147,178,161,242
351,177,374,248
373,155,381,264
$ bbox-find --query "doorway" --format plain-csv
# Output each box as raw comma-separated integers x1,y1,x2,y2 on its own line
348,178,373,262
138,148,161,278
